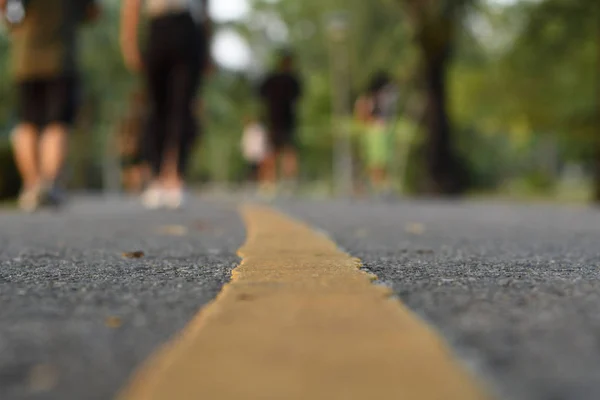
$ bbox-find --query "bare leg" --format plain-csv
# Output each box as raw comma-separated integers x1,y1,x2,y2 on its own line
160,146,184,190
39,123,69,184
159,141,190,209
123,167,142,194
261,152,278,185
369,167,388,191
130,165,144,193
281,146,298,181
11,123,40,189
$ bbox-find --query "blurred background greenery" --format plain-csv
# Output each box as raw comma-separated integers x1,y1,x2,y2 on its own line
0,0,598,202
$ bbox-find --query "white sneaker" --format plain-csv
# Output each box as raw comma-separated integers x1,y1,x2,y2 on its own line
162,188,187,210
141,185,163,209
18,185,42,213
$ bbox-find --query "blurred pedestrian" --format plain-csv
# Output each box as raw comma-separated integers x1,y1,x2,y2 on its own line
259,50,303,190
1,0,101,212
120,0,212,209
241,115,268,185
354,71,398,192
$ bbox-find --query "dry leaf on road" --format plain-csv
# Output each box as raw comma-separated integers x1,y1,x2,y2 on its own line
122,251,145,259
406,223,425,235
105,316,123,329
157,225,188,236
28,364,59,392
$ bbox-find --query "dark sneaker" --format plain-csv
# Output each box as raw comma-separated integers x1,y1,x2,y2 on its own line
39,182,66,209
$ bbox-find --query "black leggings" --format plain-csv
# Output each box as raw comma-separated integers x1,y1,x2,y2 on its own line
143,12,204,178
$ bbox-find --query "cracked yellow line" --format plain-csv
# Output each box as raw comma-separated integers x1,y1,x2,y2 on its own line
118,205,490,400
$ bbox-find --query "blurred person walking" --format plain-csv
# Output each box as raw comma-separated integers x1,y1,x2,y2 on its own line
120,0,211,210
241,115,268,185
0,0,100,212
259,50,303,191
354,72,398,193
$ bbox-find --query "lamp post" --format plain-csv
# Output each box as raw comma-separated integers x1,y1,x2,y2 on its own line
325,11,353,197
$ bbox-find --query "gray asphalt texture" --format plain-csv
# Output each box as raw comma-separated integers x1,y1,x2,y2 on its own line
0,197,242,400
278,199,600,400
3,195,600,400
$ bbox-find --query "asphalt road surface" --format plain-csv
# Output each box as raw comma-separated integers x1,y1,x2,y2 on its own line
278,199,600,400
2,195,600,400
0,198,242,400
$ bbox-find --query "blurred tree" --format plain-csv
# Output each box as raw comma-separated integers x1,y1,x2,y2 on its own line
1,0,597,200
492,0,598,199
397,0,477,195
251,0,480,194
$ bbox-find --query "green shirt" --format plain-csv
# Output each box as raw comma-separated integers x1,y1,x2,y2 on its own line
9,0,94,81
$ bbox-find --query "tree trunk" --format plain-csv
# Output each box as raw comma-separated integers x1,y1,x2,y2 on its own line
422,56,467,195
405,0,469,195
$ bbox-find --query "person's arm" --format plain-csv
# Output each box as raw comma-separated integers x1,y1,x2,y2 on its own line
199,1,210,22
197,0,214,75
120,0,143,72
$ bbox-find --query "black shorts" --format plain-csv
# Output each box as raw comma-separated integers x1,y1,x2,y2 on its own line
17,76,78,129
268,123,297,151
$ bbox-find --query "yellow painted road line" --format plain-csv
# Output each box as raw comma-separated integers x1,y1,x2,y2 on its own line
119,205,490,400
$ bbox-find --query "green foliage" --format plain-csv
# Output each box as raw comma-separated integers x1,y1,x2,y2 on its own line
0,0,597,197
0,31,15,134
445,0,598,195
500,0,597,143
